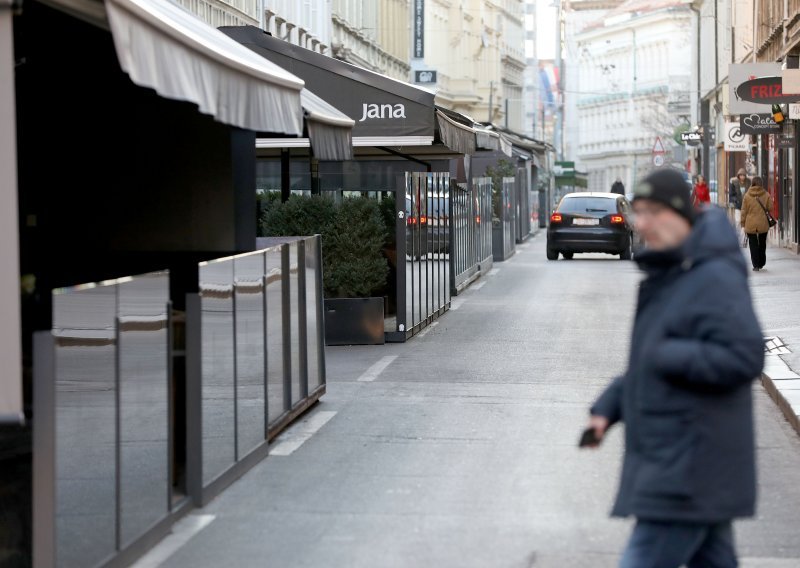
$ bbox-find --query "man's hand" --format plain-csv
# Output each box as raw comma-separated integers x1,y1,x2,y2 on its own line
581,415,609,449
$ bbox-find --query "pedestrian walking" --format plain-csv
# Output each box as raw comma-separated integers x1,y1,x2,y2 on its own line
581,168,765,568
611,178,625,196
740,176,773,272
691,175,710,209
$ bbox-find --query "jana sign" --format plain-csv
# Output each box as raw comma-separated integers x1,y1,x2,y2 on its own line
724,122,748,152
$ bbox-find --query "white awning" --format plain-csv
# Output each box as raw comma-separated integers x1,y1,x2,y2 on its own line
300,89,354,160
105,0,304,134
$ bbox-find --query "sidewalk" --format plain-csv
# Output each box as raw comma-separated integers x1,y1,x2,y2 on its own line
750,244,800,437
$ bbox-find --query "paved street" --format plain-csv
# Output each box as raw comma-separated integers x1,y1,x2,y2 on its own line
145,234,800,568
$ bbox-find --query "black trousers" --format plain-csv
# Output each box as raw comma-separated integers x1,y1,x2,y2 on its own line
747,232,768,269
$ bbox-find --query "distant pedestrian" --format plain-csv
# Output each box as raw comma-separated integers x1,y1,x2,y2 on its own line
581,168,764,568
740,176,773,272
729,168,750,211
610,178,625,195
691,175,710,209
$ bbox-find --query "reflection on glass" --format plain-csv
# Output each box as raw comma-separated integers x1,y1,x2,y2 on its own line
234,253,267,458
266,247,286,426
53,284,117,568
118,272,169,548
288,242,302,406
304,238,321,393
199,259,236,486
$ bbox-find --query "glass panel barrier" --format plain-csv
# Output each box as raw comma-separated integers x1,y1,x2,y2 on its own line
234,252,267,459
199,258,236,486
265,245,286,426
288,241,302,407
304,237,322,393
53,283,117,568
118,272,170,548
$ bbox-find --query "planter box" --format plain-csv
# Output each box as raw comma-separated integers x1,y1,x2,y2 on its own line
324,297,385,346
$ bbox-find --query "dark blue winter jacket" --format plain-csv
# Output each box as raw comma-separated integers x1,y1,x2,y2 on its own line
591,206,765,522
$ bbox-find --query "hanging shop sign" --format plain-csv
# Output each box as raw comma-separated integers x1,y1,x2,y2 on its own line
680,131,702,146
777,134,795,149
414,70,437,84
724,122,748,152
739,113,782,134
413,0,425,58
735,76,800,105
729,63,782,114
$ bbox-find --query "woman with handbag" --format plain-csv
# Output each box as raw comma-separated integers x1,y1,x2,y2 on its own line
740,176,775,271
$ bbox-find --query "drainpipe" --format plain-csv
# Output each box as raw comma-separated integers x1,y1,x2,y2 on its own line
0,0,24,426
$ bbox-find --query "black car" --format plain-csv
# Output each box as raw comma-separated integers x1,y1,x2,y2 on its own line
546,192,637,260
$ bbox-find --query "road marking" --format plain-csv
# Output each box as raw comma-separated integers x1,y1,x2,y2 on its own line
472,281,486,291
131,514,215,568
356,355,398,383
417,321,439,338
450,298,466,310
269,410,338,456
488,268,500,276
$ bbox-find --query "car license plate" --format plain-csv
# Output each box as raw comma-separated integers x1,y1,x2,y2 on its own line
573,218,599,226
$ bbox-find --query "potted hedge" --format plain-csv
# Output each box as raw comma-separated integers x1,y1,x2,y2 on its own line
261,195,389,345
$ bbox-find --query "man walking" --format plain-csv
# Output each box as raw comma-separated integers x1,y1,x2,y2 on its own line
582,168,765,567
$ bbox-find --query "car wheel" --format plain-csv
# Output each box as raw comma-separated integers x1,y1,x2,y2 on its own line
546,247,559,261
562,252,574,260
619,237,632,260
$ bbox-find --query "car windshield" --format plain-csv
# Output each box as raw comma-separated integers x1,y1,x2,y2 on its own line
557,197,618,215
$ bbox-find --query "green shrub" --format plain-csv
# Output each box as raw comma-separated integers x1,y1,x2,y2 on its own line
261,195,388,298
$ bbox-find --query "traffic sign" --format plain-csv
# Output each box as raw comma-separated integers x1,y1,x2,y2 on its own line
653,155,665,167
652,136,666,154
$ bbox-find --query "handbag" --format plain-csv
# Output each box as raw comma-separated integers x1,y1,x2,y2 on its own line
756,197,777,228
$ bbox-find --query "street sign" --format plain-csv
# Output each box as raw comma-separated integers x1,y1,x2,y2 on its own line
652,136,666,154
724,122,748,152
653,154,665,167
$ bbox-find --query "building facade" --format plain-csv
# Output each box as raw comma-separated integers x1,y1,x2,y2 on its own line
422,0,526,131
573,0,691,194
727,0,800,250
330,0,411,81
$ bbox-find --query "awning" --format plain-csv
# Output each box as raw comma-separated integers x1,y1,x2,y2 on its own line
475,127,513,157
300,89,354,160
220,25,439,147
105,0,304,134
435,107,477,155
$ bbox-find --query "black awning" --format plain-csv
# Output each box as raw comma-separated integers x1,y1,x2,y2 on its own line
220,26,437,146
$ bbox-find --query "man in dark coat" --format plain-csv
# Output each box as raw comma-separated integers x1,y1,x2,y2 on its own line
611,178,625,195
583,168,765,567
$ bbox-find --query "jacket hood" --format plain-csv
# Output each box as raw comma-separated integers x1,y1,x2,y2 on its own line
746,185,766,197
636,207,746,275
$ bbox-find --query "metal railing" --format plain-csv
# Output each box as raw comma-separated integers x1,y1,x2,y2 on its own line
393,172,451,340
187,236,325,505
33,236,326,566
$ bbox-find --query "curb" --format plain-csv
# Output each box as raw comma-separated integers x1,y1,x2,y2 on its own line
761,353,800,436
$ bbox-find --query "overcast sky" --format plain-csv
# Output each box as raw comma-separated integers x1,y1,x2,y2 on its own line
535,0,557,61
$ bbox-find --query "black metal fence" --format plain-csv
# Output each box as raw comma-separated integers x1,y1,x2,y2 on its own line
451,178,493,294
392,172,451,340
493,177,517,261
